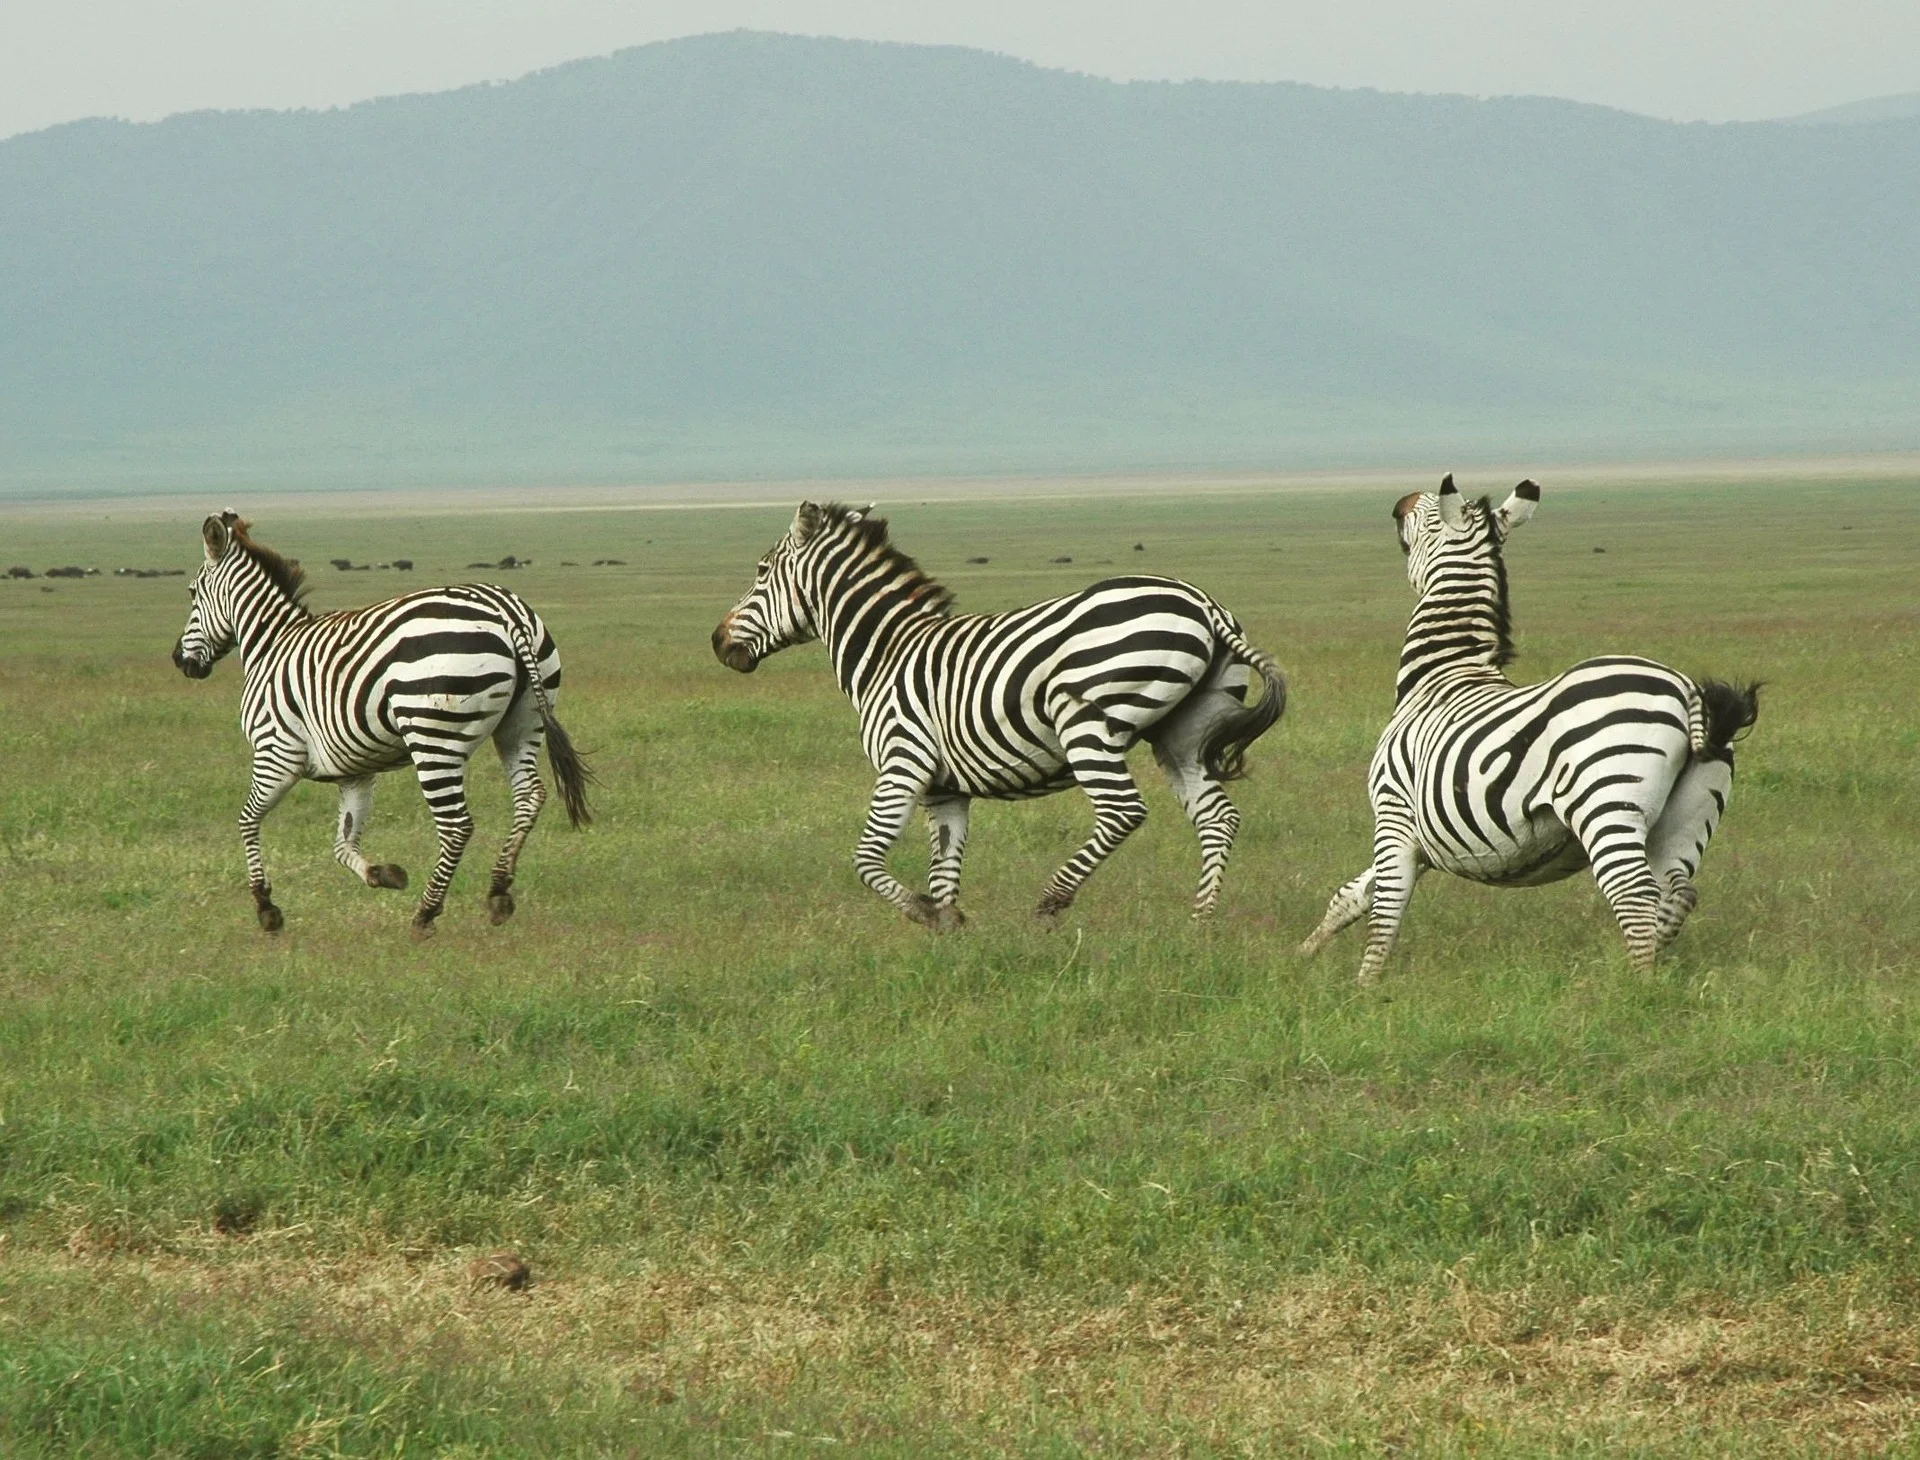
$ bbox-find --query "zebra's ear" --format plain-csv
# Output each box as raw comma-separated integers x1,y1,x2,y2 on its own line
202,514,232,562
1495,480,1541,537
792,501,825,543
1436,474,1467,530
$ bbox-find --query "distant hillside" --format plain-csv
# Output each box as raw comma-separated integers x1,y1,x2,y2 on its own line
1788,91,1920,125
3,31,1918,491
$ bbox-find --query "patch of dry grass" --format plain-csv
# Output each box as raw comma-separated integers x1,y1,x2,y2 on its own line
16,1239,1920,1454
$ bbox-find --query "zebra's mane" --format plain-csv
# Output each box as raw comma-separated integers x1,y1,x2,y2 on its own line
1476,496,1516,669
228,518,312,612
820,504,956,616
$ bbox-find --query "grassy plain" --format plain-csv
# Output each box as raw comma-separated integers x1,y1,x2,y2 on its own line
1,475,1917,1455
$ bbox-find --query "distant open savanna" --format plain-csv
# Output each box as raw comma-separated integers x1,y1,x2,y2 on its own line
2,472,1917,1455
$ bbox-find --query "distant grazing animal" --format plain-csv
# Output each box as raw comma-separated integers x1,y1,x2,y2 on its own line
713,502,1286,926
1301,477,1758,982
172,512,591,936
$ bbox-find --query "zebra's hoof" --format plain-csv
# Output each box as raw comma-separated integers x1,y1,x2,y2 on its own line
366,864,409,891
903,893,943,929
487,891,516,925
410,913,439,942
931,903,966,933
256,903,284,934
1033,903,1069,928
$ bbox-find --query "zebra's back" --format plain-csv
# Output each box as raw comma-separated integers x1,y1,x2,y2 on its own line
1380,654,1698,881
877,576,1231,798
245,584,558,779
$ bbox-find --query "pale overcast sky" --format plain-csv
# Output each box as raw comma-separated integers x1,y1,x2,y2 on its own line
4,0,1918,141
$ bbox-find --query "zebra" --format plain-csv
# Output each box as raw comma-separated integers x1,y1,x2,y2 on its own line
1300,476,1758,982
171,512,592,936
711,502,1286,927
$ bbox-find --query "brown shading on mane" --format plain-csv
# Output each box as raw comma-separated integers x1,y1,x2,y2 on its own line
225,513,312,611
821,503,956,616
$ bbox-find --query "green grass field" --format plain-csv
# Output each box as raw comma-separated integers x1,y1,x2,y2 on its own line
2,475,1917,1455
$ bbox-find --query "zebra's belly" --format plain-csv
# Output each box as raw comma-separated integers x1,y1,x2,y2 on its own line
937,753,1075,801
1422,808,1587,886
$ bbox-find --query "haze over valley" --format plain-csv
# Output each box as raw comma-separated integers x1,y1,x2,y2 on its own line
4,31,1917,491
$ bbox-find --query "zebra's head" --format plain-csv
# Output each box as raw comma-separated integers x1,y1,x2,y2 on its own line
712,501,876,673
173,512,305,678
1392,475,1540,588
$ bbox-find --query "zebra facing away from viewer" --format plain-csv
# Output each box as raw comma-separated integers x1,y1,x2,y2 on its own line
172,512,591,936
712,502,1286,927
1300,477,1758,983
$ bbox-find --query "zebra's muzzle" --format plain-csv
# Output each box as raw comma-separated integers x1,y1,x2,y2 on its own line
172,640,213,679
712,622,757,674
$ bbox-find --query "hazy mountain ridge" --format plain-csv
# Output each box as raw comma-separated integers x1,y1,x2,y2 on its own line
3,31,1917,490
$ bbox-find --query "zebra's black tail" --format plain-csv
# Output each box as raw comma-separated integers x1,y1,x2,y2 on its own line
1199,641,1288,783
541,708,595,829
1697,679,1761,761
504,612,596,828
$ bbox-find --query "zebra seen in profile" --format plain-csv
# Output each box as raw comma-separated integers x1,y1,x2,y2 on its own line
1300,476,1758,982
712,502,1286,927
172,512,591,936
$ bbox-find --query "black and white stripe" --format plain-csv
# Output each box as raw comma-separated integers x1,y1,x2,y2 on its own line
173,512,590,935
1301,477,1758,981
713,502,1285,926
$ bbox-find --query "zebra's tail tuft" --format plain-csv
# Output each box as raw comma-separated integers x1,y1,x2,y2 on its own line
542,709,596,829
1200,640,1288,784
1696,679,1761,762
503,609,596,828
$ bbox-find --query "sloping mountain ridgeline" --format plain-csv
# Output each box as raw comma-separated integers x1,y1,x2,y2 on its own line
3,31,1918,489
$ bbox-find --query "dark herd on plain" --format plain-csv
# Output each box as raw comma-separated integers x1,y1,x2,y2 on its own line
149,479,1757,982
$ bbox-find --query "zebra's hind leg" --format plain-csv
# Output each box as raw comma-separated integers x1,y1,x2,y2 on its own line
483,697,549,925
1151,745,1241,918
1568,802,1662,974
923,793,971,931
1035,703,1149,922
1300,865,1374,956
405,732,477,939
239,751,304,932
1647,755,1734,951
334,776,408,891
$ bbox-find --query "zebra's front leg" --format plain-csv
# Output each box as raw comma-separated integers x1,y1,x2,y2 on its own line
855,764,946,928
1035,705,1148,922
238,751,305,933
407,738,476,939
923,793,971,931
334,776,408,891
484,714,549,925
1355,807,1424,985
1300,866,1375,956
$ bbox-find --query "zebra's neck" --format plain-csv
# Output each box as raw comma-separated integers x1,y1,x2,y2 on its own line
1397,557,1514,700
812,550,949,703
231,578,310,671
